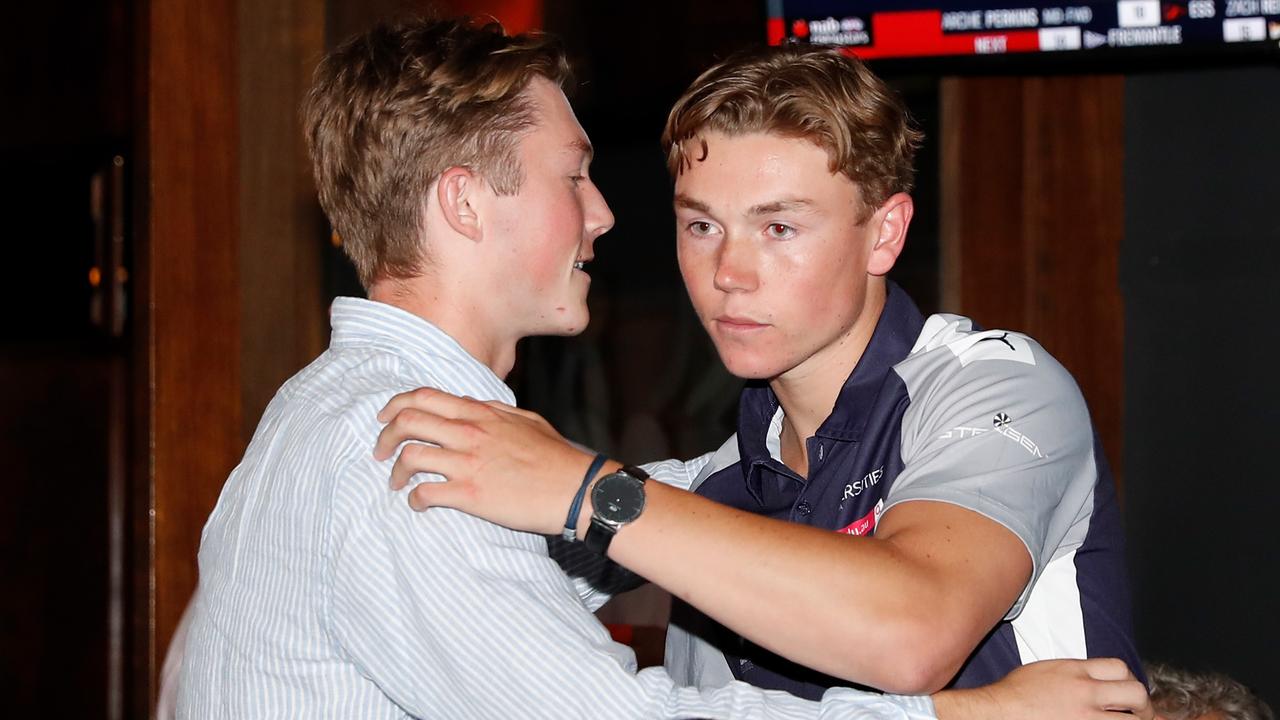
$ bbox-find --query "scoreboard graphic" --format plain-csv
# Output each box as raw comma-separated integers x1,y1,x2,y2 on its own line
766,0,1280,59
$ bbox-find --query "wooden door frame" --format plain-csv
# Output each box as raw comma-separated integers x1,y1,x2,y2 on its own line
131,1,330,714
132,0,241,714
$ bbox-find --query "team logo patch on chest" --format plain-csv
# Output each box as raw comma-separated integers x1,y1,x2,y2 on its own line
836,498,885,536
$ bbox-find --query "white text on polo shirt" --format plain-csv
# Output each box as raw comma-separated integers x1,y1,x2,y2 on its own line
938,425,1046,458
843,466,884,501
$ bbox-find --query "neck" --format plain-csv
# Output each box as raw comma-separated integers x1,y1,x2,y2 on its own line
771,281,886,471
368,277,518,380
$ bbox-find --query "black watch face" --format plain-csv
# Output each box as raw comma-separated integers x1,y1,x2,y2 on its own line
592,473,645,524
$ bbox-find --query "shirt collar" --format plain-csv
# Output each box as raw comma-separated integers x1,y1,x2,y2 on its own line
738,281,925,466
328,296,515,405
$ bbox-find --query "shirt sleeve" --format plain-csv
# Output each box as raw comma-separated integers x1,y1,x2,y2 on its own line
155,594,195,720
549,535,643,612
643,453,715,491
885,323,1098,617
325,433,936,719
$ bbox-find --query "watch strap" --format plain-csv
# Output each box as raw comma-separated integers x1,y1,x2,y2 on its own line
614,465,650,483
583,516,616,555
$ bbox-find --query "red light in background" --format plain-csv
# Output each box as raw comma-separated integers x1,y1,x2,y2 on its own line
450,0,543,34
767,17,785,45
792,18,810,38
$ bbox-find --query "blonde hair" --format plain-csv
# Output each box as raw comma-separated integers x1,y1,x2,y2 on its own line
663,45,921,220
303,17,570,287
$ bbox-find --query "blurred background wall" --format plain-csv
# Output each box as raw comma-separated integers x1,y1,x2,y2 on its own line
0,0,1275,716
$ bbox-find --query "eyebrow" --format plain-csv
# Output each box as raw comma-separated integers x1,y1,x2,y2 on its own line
567,138,593,161
673,193,710,213
673,194,815,216
748,198,813,215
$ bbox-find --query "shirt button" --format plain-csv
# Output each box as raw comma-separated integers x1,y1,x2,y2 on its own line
796,502,811,516
817,443,825,461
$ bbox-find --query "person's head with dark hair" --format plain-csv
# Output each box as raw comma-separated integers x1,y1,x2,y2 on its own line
1148,663,1274,720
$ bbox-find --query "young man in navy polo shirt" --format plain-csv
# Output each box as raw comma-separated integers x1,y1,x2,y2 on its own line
375,44,1145,705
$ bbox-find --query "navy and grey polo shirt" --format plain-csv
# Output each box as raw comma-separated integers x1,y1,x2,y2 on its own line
665,284,1142,699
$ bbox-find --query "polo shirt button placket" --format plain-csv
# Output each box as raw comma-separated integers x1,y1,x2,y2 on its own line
796,501,811,517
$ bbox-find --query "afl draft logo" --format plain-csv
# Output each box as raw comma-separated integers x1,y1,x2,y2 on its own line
993,412,1011,428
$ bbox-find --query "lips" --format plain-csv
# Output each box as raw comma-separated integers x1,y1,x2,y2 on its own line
715,315,768,332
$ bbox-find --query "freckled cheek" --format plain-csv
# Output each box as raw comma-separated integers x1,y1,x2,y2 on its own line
675,241,698,276
680,281,709,319
677,246,712,292
765,261,844,327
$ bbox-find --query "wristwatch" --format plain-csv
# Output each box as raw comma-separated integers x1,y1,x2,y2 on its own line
582,465,649,555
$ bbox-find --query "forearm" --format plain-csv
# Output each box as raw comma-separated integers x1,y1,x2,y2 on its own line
373,391,1020,694
930,659,1156,720
346,492,933,718
930,688,995,720
587,479,972,693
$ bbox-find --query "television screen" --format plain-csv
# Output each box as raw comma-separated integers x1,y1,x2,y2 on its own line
766,0,1280,60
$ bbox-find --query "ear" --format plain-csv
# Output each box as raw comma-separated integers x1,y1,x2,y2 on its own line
435,166,483,242
866,192,913,277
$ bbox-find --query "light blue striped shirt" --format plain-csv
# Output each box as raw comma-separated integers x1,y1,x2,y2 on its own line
178,297,936,719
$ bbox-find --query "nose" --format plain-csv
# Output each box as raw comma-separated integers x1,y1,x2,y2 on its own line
584,180,615,241
713,235,758,293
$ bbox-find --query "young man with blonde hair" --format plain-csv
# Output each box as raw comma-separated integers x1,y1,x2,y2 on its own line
377,43,1146,708
179,18,1146,718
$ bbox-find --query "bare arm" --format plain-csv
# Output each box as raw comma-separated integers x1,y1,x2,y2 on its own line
607,481,1028,693
375,389,1029,694
934,659,1154,720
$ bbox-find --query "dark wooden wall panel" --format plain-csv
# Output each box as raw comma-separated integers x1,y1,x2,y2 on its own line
1020,76,1125,479
941,76,1125,481
940,77,1026,314
238,0,328,443
140,0,241,711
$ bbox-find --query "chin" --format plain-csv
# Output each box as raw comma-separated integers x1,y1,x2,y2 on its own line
549,308,590,336
716,350,789,381
704,332,785,380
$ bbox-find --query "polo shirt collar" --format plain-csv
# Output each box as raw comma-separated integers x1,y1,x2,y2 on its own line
817,282,925,441
737,282,924,497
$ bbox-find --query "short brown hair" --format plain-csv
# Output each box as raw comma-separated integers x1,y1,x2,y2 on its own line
1148,663,1275,720
304,18,570,288
662,45,922,220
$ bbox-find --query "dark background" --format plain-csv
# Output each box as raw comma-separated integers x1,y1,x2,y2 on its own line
1122,66,1280,702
